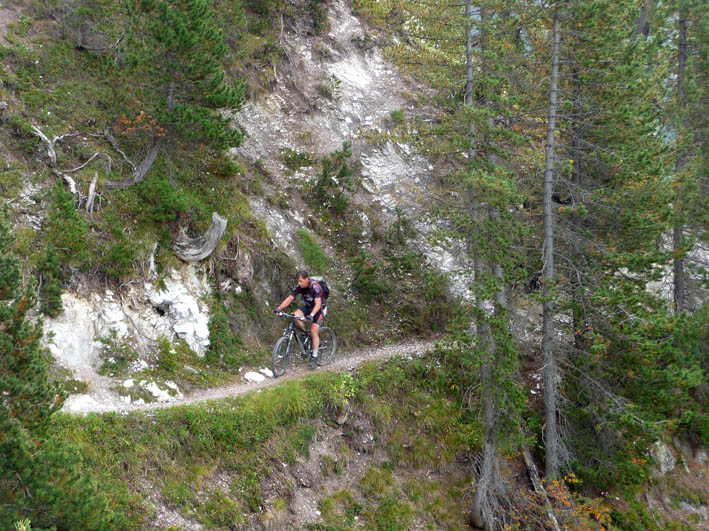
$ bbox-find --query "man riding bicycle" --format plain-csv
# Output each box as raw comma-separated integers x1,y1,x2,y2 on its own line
274,270,326,368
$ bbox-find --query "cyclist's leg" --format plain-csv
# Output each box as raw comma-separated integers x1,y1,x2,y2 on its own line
294,308,306,331
310,311,324,355
311,322,320,354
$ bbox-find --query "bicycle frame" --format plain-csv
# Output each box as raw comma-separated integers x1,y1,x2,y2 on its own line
278,313,312,358
272,311,337,377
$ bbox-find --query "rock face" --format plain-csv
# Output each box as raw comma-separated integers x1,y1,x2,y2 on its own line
234,0,473,297
44,265,211,381
650,441,677,475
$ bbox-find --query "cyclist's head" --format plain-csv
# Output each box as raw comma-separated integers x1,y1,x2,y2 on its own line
296,270,309,288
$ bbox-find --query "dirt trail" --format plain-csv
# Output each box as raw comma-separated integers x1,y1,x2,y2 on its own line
63,338,438,415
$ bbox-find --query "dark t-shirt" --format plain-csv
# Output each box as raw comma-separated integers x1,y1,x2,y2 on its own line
291,280,326,311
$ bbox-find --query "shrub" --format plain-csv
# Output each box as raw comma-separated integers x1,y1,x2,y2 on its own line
101,214,139,279
312,142,357,216
351,250,388,304
390,109,405,124
38,245,63,317
309,0,329,34
206,302,246,370
96,329,138,377
296,228,330,272
45,179,89,268
280,148,313,172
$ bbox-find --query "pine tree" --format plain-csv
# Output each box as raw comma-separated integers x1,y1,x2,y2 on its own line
543,0,706,487
0,211,118,528
45,179,89,268
121,0,246,151
39,245,64,317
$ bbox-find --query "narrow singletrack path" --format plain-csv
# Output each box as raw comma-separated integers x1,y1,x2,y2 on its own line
63,338,438,414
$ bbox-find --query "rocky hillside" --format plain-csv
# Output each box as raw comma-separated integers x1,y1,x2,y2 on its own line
1,0,468,412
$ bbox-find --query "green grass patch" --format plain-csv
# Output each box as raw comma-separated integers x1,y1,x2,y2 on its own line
46,358,476,528
296,228,330,273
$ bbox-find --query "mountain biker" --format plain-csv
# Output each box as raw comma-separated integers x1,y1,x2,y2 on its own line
274,270,326,368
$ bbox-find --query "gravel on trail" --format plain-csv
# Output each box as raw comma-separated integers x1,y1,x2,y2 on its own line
64,338,439,415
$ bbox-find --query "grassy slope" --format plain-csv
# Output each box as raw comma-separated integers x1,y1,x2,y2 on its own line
52,356,475,529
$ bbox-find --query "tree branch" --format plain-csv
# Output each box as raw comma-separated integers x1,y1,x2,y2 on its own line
172,212,228,262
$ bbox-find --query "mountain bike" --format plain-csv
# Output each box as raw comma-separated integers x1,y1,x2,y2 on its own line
271,311,337,377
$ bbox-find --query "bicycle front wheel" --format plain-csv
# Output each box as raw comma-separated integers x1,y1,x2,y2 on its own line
272,336,291,377
316,327,337,366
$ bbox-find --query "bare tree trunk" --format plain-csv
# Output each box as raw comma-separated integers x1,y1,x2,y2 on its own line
633,0,652,40
104,137,164,190
470,244,501,531
673,9,687,312
543,10,561,480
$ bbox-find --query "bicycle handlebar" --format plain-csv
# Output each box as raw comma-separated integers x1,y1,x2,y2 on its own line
274,310,306,322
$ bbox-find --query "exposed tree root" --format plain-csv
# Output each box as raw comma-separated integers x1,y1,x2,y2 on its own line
172,212,228,262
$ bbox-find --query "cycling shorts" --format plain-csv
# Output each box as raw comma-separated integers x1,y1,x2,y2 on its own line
301,305,326,326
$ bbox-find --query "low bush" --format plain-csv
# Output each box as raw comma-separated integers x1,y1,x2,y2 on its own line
206,301,247,370
296,228,330,272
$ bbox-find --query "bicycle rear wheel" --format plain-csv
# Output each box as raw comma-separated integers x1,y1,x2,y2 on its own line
272,336,291,377
316,327,337,366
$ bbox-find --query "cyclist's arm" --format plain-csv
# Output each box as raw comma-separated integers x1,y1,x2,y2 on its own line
310,297,321,317
276,294,295,311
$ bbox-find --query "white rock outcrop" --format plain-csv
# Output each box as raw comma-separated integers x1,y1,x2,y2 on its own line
649,441,676,475
44,265,212,383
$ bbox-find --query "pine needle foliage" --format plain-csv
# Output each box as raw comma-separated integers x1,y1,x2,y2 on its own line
121,0,246,150
0,211,120,528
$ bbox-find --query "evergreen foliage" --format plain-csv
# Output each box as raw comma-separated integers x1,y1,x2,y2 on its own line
296,228,330,272
0,211,119,528
38,245,64,317
206,301,246,370
313,142,357,216
45,179,89,269
120,0,246,150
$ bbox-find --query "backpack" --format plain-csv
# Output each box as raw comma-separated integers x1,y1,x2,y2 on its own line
310,276,330,299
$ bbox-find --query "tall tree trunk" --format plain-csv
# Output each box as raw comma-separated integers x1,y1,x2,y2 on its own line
569,63,588,354
466,2,498,528
470,8,507,529
633,0,652,40
543,10,561,480
673,9,687,312
470,247,500,531
464,0,476,162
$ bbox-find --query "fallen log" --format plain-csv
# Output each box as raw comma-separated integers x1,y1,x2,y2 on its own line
172,212,227,262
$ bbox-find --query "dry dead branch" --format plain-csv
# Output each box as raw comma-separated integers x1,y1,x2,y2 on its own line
172,212,228,262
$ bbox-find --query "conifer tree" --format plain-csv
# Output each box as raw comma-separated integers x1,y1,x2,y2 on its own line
542,0,707,487
0,211,118,528
360,0,532,524
107,0,246,188
123,0,245,148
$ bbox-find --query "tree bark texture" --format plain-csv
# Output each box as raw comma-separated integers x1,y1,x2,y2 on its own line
464,0,476,162
172,212,228,262
673,9,687,312
543,10,561,480
470,9,506,529
104,138,164,190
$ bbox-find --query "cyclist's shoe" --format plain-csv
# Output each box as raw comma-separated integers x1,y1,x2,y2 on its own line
308,356,319,368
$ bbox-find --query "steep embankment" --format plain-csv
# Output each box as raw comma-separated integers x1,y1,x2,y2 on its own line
24,0,469,413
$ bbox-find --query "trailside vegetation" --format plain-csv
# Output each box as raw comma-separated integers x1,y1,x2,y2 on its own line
0,0,705,527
